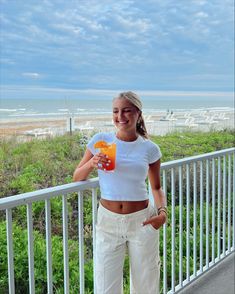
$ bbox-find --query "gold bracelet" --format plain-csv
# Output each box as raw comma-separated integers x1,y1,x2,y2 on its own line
158,206,168,216
158,209,167,217
158,206,168,212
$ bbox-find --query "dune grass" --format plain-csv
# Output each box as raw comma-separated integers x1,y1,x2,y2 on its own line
0,129,234,293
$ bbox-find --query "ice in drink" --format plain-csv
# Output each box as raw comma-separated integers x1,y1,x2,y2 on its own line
94,141,116,171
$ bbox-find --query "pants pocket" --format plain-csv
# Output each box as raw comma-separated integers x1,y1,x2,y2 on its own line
148,223,159,233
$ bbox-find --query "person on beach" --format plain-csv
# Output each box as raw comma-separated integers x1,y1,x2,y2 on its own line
73,91,167,294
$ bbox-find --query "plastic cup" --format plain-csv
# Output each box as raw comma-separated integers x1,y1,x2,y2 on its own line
100,143,116,171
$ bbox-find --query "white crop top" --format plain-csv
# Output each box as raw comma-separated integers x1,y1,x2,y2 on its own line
87,132,162,201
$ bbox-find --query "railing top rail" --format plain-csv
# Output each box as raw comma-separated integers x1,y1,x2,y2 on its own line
0,147,234,210
0,178,100,211
161,147,234,170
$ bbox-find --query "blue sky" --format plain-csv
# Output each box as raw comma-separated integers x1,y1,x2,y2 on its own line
0,0,234,99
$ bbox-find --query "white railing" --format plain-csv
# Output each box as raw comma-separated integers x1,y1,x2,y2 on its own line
157,147,235,293
0,148,234,294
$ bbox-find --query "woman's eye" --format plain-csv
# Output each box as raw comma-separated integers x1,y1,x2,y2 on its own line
113,109,131,114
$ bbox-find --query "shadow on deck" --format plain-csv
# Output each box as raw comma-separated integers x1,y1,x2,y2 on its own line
178,252,235,294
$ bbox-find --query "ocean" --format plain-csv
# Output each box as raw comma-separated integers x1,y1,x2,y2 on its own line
0,92,234,121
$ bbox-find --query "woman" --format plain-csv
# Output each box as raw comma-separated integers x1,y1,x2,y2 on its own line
73,91,167,294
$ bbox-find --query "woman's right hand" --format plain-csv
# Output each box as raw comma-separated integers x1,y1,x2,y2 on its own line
89,152,111,170
74,149,111,181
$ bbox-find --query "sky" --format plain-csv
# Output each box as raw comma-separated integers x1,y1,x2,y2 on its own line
0,0,234,100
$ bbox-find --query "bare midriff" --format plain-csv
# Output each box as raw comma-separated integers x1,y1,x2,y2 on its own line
100,199,149,214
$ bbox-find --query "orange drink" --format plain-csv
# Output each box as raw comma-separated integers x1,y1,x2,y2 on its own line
94,141,116,171
100,143,116,171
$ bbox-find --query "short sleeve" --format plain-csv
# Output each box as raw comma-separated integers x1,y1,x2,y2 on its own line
86,133,102,155
148,142,162,164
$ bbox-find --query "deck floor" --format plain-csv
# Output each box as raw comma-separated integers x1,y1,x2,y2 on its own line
178,251,235,294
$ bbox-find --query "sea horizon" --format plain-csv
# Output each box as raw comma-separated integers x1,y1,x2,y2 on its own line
0,90,234,121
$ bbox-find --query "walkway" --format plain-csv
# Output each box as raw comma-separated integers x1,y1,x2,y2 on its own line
178,252,235,294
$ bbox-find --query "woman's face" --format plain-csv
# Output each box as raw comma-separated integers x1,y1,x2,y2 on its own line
112,98,140,133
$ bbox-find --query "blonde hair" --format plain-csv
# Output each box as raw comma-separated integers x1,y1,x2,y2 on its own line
114,91,149,139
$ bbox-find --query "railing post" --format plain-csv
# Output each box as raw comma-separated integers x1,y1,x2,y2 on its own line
92,189,98,294
78,192,84,294
171,168,175,293
199,161,204,273
212,158,216,263
45,199,53,294
206,159,210,269
227,154,231,252
222,155,226,256
179,166,183,287
27,203,35,294
233,152,235,250
162,170,167,294
62,195,69,294
6,208,15,294
193,162,197,277
217,157,221,259
186,164,190,282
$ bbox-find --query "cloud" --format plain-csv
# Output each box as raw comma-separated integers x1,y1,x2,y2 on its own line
0,0,234,91
51,23,83,35
192,0,207,6
0,13,10,24
2,85,233,99
115,15,152,33
22,72,41,79
0,58,15,65
137,90,233,97
194,11,208,18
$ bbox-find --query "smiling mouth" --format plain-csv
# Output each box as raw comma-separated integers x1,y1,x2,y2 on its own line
117,121,129,124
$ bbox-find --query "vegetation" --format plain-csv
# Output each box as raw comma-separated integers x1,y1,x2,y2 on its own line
1,129,234,198
0,129,234,293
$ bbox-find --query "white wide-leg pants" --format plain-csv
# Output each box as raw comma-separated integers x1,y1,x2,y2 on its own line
95,202,161,294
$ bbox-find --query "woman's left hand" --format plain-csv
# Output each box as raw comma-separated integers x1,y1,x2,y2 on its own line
142,213,167,230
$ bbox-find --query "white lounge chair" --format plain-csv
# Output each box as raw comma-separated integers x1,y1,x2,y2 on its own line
160,113,177,121
174,117,198,128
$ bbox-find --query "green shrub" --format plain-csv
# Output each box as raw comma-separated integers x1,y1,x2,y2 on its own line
0,221,95,293
0,129,234,293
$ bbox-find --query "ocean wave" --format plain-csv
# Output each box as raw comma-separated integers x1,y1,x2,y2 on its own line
2,106,234,119
0,108,18,112
0,108,27,112
9,112,66,117
143,106,234,112
58,108,69,112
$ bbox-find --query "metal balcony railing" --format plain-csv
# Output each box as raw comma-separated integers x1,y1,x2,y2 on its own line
156,147,235,293
0,148,234,294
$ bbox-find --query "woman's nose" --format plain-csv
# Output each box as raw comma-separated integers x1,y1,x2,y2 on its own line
118,112,125,120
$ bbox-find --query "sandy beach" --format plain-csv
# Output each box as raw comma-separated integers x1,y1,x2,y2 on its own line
0,109,234,141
